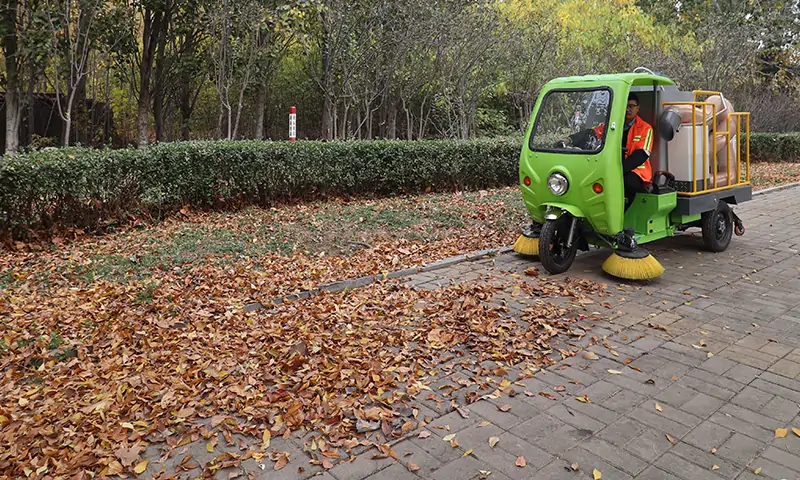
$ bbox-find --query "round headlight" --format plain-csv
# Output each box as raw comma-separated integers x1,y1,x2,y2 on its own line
547,173,569,196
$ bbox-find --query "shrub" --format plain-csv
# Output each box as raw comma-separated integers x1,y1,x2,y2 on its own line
1,133,795,240
750,133,800,163
0,139,520,239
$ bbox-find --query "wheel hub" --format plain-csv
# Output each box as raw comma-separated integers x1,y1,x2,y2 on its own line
715,215,726,238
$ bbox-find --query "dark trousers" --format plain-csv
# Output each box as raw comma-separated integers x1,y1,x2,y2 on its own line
624,171,646,210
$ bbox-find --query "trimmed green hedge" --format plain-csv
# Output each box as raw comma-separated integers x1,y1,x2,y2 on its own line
0,139,520,238
750,133,800,163
1,134,797,239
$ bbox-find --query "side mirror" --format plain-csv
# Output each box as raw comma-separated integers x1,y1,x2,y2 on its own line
658,109,681,141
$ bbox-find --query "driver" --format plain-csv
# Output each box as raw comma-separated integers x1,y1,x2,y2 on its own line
555,93,654,207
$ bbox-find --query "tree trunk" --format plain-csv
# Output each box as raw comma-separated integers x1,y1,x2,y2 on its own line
137,7,167,147
401,96,412,140
63,91,77,146
386,99,397,140
254,83,267,139
2,0,20,153
178,32,198,141
152,3,170,143
26,61,36,146
339,102,349,140
73,3,91,145
320,12,333,140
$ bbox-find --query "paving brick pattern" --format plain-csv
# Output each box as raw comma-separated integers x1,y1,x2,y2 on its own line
318,186,800,480
155,186,800,479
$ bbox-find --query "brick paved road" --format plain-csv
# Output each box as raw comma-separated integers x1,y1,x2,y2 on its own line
319,185,800,480
145,185,800,480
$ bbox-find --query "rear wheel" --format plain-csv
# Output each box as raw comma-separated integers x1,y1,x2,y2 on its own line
702,202,733,252
539,217,579,274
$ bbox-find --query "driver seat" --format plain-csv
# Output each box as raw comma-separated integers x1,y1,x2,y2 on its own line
650,171,675,194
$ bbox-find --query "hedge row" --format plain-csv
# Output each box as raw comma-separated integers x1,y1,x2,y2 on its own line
0,139,520,238
1,134,797,239
750,133,800,163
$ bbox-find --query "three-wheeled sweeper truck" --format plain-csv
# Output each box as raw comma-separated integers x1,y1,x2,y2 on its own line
513,68,752,280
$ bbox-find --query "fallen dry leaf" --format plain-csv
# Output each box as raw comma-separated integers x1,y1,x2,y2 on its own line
576,395,592,403
569,463,580,471
593,468,602,479
665,434,677,444
443,434,456,442
793,428,800,437
463,449,473,457
408,462,421,472
321,458,334,470
712,465,719,471
655,403,663,412
608,369,622,375
478,421,492,427
515,456,526,467
418,430,432,439
583,351,600,360
776,428,788,438
754,466,762,474
498,404,512,412
134,460,148,474
115,445,143,468
275,454,289,471
489,436,500,448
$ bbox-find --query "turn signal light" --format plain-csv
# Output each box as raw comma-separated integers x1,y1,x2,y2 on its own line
523,176,531,186
592,183,603,194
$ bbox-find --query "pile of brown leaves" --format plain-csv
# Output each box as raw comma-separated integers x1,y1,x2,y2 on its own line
750,161,800,190
0,188,608,477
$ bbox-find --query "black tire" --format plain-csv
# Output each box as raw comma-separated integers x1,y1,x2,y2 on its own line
702,202,733,252
539,217,579,274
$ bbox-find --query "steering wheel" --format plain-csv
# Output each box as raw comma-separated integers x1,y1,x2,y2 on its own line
585,134,600,150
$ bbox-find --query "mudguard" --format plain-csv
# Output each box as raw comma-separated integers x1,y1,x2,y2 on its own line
542,203,586,220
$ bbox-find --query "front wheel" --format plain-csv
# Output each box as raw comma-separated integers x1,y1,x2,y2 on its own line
539,217,579,274
702,202,733,252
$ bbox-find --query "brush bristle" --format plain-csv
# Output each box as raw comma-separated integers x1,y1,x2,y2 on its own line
513,235,539,256
602,252,664,280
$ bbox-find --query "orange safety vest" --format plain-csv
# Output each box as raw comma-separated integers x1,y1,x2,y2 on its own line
591,116,654,183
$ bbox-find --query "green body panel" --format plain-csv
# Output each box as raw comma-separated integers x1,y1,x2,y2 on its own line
670,212,702,225
540,202,586,219
520,73,675,236
623,192,677,244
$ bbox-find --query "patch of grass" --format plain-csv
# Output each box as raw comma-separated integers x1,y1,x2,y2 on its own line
54,347,77,362
0,270,17,289
46,331,63,350
70,226,293,283
135,282,159,304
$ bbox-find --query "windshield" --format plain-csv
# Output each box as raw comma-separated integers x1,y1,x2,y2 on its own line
529,88,612,154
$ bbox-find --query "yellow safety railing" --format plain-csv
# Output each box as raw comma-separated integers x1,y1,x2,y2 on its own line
660,93,750,196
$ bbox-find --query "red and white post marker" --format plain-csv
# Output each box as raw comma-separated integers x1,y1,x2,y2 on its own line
289,106,297,142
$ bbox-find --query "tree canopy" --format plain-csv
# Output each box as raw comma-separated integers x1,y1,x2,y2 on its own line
1,0,798,152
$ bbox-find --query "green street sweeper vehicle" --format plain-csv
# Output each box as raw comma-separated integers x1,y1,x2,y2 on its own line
513,68,752,280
